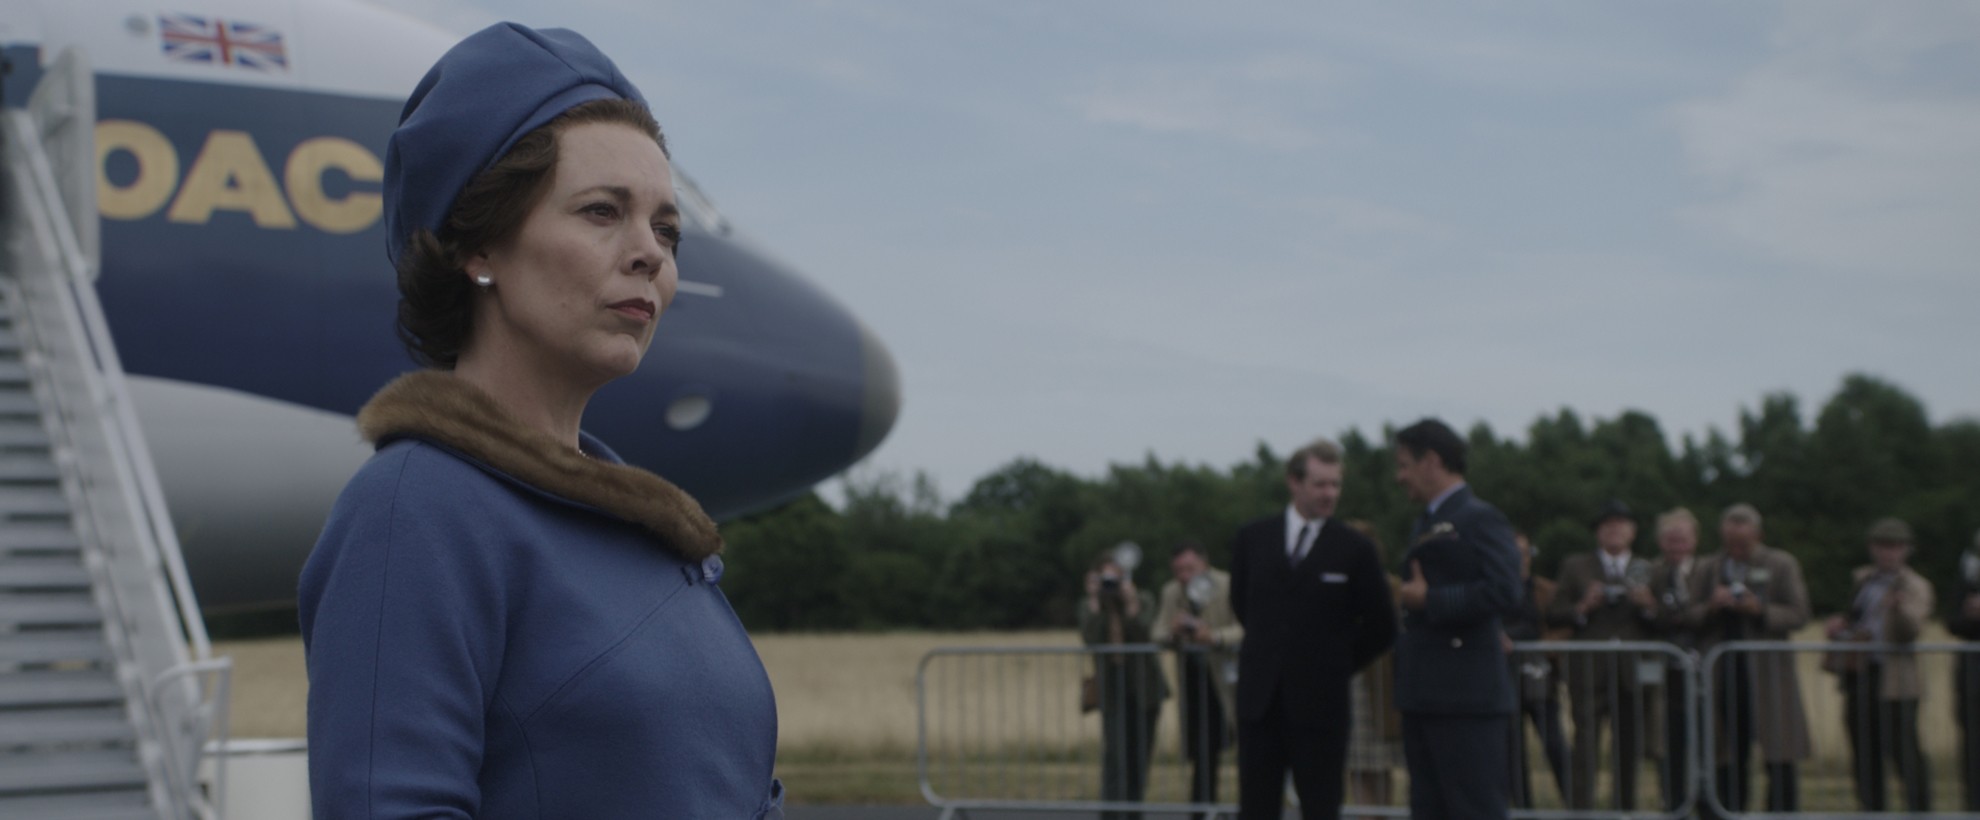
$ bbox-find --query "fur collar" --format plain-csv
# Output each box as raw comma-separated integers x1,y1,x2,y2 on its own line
356,371,722,561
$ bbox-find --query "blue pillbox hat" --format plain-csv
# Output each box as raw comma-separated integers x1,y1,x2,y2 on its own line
383,22,648,268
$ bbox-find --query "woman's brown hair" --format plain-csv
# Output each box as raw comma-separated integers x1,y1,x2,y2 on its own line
394,98,665,368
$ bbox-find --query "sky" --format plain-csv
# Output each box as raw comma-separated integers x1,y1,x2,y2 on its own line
398,0,1980,501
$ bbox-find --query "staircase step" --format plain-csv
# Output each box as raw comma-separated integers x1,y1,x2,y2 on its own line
0,593,101,627
0,557,90,590
0,748,148,795
0,394,41,416
0,485,69,515
0,670,125,709
0,707,136,747
0,327,17,353
0,523,82,552
0,361,25,386
0,790,154,820
0,455,60,482
0,631,110,664
0,421,51,448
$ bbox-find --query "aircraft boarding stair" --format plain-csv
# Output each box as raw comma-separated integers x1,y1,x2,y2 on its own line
1,50,231,819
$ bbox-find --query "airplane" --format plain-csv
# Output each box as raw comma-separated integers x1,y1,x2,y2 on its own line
1,0,902,613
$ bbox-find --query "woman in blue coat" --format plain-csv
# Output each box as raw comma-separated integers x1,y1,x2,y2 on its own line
298,23,781,819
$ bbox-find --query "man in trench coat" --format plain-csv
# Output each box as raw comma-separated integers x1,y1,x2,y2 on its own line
1682,503,1811,819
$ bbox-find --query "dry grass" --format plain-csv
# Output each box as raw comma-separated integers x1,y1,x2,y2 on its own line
213,636,307,738
216,624,1975,806
211,630,1079,803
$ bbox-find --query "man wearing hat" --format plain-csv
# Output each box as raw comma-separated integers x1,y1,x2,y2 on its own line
1822,517,1934,812
1547,499,1658,811
1682,503,1812,818
1952,527,1980,811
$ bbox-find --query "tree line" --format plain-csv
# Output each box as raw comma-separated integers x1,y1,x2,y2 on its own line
718,374,1980,633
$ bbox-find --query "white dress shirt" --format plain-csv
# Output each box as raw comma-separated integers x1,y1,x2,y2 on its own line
1284,505,1324,562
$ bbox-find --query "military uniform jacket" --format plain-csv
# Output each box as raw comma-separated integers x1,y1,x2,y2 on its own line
1393,486,1522,716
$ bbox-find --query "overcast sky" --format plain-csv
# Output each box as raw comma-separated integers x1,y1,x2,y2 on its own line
401,0,1980,500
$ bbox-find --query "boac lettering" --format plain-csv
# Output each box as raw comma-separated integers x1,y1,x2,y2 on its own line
95,121,384,234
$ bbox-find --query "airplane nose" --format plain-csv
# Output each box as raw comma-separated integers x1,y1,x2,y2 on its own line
852,318,900,463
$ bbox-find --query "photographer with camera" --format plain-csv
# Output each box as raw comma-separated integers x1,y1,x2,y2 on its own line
1153,540,1242,817
1821,517,1933,812
1682,503,1812,818
1081,545,1168,820
1547,499,1658,812
1647,507,1708,813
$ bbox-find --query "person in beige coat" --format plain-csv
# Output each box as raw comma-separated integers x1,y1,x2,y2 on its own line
1152,540,1243,814
1682,503,1811,818
1822,517,1934,812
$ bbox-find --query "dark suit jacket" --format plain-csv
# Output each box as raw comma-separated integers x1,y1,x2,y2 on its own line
1229,513,1397,727
1394,485,1522,716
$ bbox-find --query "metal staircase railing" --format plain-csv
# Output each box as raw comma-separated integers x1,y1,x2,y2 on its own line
1,47,231,820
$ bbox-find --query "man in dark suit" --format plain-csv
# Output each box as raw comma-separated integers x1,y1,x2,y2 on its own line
1547,499,1658,811
1230,438,1398,820
1391,418,1522,820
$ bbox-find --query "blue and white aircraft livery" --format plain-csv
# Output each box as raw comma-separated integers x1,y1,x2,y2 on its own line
1,0,901,611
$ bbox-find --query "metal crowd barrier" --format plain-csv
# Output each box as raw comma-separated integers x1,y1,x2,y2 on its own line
917,644,1238,819
1504,641,1697,820
917,641,1980,819
1699,641,1980,820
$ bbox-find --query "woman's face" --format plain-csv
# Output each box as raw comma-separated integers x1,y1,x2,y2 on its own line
466,121,680,383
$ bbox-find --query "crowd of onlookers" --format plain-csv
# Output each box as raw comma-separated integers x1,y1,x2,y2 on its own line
1079,419,1980,820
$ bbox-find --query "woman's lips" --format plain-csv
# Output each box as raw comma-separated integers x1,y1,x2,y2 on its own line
610,298,657,323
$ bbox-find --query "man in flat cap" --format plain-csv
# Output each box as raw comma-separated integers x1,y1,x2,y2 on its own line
1953,527,1980,810
1822,518,1934,812
1682,503,1811,818
1547,500,1657,811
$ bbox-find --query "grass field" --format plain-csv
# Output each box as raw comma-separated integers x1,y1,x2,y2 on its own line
216,624,1973,807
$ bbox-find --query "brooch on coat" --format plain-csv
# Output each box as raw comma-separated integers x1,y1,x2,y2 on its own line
1413,521,1458,546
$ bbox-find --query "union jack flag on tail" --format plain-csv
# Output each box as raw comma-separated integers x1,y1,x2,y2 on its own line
159,14,289,71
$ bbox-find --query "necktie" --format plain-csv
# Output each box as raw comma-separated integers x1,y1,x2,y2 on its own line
1292,522,1316,564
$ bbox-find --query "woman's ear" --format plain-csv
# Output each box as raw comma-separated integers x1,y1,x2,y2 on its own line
462,251,495,288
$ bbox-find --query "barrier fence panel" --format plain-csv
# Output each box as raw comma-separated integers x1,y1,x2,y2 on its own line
1504,641,1698,820
1700,641,1980,820
918,641,1979,819
917,644,1238,818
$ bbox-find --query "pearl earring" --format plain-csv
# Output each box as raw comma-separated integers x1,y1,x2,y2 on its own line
474,275,493,287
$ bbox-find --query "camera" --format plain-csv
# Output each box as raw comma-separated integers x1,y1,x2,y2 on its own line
1728,581,1749,600
1100,572,1122,592
1603,583,1626,605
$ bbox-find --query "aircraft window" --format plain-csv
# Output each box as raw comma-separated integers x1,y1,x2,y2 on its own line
673,170,730,237
666,393,714,431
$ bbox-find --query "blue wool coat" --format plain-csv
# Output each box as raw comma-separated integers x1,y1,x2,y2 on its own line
300,373,781,819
